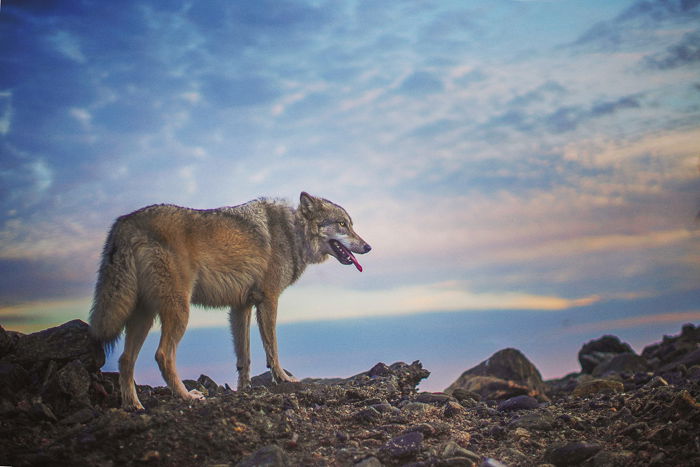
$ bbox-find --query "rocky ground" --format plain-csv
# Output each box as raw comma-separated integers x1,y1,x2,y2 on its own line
1,321,699,466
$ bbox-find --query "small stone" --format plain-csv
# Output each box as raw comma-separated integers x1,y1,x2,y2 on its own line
480,459,508,467
444,400,465,418
197,374,222,395
403,423,437,437
236,444,288,467
353,407,381,423
509,413,555,431
368,362,392,377
547,441,602,466
57,360,91,402
380,431,424,459
439,440,480,462
30,402,58,422
355,456,382,467
497,395,539,411
451,388,481,402
672,390,700,413
572,379,623,397
139,450,160,462
588,450,635,466
416,392,453,404
60,407,96,425
402,402,434,414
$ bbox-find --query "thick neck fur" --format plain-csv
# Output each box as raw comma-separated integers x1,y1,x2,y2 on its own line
293,206,328,266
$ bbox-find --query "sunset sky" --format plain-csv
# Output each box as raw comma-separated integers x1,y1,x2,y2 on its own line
1,0,699,387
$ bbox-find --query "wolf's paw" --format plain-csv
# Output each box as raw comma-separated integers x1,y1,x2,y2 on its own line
122,401,145,412
272,370,298,384
186,389,206,401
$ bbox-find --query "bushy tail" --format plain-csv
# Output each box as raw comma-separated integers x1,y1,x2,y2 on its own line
89,220,138,354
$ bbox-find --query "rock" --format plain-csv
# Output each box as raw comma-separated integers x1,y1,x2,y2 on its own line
60,407,97,425
445,349,547,400
509,413,555,430
0,326,22,358
29,401,58,422
644,375,668,388
587,450,635,466
572,379,624,398
497,395,539,412
9,320,105,372
547,441,602,466
416,392,454,404
591,353,648,377
250,369,296,387
444,400,465,418
451,388,481,402
402,402,434,414
353,407,381,423
197,374,224,396
354,456,382,467
380,431,424,459
0,362,29,396
578,335,634,374
368,362,391,377
439,440,481,462
236,444,288,467
57,360,91,403
480,459,508,467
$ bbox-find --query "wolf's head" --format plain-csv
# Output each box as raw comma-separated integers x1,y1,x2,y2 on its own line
298,192,371,271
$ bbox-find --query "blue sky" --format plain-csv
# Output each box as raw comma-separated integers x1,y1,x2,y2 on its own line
1,1,699,383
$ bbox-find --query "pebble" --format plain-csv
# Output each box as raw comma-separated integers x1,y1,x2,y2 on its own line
480,459,508,467
355,456,382,467
402,402,434,414
416,392,454,404
451,388,481,402
380,431,424,459
497,395,539,412
444,401,465,418
572,379,623,397
547,441,602,466
235,444,288,467
439,440,481,462
643,376,668,388
509,413,555,430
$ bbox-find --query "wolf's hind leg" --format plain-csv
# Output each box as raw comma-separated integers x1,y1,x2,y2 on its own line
230,305,252,390
256,297,298,384
119,303,156,411
155,296,204,402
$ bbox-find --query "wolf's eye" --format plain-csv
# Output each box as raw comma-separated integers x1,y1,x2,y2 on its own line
338,221,346,228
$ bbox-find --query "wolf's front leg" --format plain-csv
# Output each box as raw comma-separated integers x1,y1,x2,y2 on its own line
230,305,253,389
256,297,299,384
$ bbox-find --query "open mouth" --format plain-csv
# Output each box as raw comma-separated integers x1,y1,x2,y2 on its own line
329,240,363,272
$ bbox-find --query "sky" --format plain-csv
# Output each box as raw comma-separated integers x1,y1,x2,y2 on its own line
1,0,699,388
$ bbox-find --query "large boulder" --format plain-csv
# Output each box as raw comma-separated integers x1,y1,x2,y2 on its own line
578,335,634,374
445,348,547,400
8,319,105,372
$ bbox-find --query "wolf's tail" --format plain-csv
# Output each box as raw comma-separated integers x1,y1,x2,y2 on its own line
89,219,138,353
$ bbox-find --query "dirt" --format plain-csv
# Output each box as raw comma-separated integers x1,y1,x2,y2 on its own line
1,321,699,466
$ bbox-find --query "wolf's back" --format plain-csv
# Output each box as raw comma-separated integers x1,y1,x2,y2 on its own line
89,218,138,351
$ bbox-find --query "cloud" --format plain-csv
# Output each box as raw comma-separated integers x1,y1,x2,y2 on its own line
572,0,700,51
564,310,700,335
278,281,601,323
397,71,444,96
643,30,700,69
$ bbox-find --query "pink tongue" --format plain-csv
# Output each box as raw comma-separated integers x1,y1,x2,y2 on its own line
348,253,363,272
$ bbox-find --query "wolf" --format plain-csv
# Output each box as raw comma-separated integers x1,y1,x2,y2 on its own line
89,192,371,410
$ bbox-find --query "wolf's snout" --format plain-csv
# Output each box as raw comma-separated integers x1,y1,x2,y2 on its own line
362,243,372,253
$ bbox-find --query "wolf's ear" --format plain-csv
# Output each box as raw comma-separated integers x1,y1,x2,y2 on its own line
299,192,317,218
